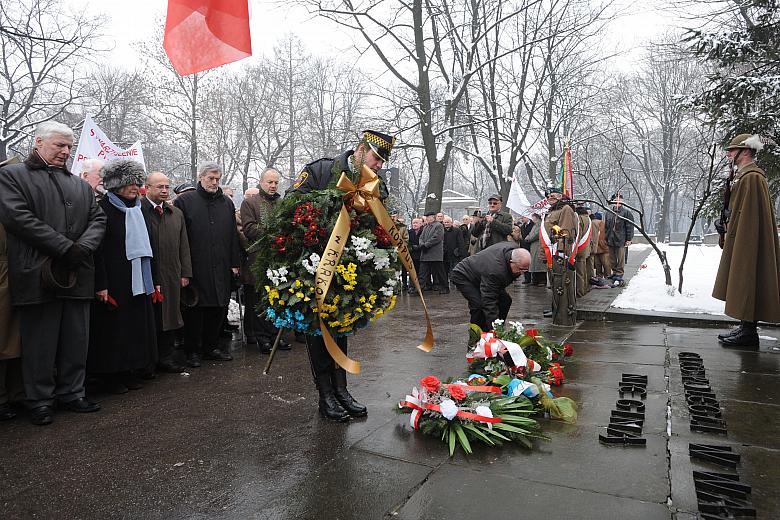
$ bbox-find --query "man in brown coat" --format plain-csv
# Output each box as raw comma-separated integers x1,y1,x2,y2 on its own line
142,171,192,372
574,205,592,297
240,167,292,353
541,188,579,326
713,133,780,347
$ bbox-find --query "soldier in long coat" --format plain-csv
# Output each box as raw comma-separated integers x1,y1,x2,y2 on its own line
174,162,241,367
541,189,579,326
575,206,592,297
142,171,191,373
713,134,780,347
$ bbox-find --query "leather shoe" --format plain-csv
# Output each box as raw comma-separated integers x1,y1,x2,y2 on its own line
223,322,239,331
439,288,450,295
29,405,54,426
186,353,202,368
0,403,16,421
203,348,233,361
120,374,143,390
60,397,101,413
259,342,272,354
157,361,186,373
717,326,742,340
720,330,759,347
543,309,553,318
278,339,292,351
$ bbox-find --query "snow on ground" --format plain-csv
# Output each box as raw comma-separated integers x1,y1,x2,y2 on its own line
613,243,726,316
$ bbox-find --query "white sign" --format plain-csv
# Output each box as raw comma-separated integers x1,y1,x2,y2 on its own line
71,115,145,177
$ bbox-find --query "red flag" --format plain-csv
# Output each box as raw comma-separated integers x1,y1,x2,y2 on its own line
164,0,252,76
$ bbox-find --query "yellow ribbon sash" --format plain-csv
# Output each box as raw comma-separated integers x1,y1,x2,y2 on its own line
314,164,435,374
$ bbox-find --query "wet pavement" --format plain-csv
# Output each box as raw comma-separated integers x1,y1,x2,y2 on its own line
1,281,779,519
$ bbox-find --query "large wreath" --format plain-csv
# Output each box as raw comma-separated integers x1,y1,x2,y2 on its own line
252,188,402,336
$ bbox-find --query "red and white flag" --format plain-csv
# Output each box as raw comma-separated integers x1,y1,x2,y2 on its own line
164,0,252,76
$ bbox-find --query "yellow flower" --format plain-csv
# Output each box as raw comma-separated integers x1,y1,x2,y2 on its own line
296,291,305,298
279,300,285,306
304,296,311,302
288,288,295,293
294,280,302,288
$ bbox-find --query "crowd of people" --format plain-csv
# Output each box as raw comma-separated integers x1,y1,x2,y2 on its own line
0,120,639,426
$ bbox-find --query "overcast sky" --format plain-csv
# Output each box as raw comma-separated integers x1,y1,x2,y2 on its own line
93,0,681,73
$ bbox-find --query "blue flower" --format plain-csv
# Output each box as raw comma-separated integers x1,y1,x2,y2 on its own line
294,310,305,321
266,309,276,319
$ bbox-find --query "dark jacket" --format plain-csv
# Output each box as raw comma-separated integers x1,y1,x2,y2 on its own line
240,188,281,285
419,221,444,262
141,198,192,331
603,205,634,247
0,152,106,305
459,224,471,256
471,209,513,250
443,226,465,265
290,149,389,199
173,183,241,307
452,242,521,326
409,227,421,261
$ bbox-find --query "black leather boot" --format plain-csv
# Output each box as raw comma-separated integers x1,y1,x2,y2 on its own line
720,321,759,347
316,373,350,422
332,368,367,417
717,323,743,340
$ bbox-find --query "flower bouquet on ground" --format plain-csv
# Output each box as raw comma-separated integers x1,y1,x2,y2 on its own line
252,189,401,336
465,320,577,423
398,375,547,456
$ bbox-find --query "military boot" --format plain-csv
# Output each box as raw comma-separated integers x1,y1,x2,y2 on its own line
720,321,759,347
717,323,743,340
316,373,350,422
332,368,367,417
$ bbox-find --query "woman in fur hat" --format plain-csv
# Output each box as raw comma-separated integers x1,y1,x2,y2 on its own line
88,160,158,393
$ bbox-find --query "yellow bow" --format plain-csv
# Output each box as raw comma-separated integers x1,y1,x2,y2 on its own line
335,168,381,213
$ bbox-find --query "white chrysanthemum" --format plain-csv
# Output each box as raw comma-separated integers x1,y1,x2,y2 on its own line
301,253,321,275
440,399,458,420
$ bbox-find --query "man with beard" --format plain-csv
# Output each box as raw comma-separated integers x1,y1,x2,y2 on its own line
713,134,780,347
174,162,241,367
241,167,292,353
141,171,191,374
0,121,106,424
288,130,395,421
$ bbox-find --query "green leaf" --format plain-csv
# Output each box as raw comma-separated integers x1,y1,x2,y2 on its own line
482,427,512,442
448,426,456,456
453,423,472,454
493,422,534,435
468,323,483,346
461,423,495,446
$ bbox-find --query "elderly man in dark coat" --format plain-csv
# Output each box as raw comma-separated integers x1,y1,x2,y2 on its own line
471,194,513,252
0,121,106,425
174,162,241,367
451,242,530,331
603,192,634,282
89,160,158,394
407,217,423,294
417,212,447,294
442,215,464,289
713,134,780,347
142,171,191,373
240,167,291,353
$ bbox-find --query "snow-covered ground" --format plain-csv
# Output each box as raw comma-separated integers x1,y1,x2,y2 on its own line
612,243,726,316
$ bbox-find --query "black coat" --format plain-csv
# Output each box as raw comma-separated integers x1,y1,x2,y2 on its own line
289,149,389,199
409,227,421,261
89,196,157,373
603,205,635,247
443,226,465,263
0,153,106,305
452,242,520,326
174,183,241,307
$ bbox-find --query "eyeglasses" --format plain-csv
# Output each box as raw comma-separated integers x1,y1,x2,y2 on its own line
150,184,171,189
488,201,500,205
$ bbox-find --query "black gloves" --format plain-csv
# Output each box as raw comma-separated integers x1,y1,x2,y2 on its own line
62,243,89,269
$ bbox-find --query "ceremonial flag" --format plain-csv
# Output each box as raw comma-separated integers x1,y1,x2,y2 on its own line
507,171,549,215
164,0,252,76
559,141,573,198
71,116,145,177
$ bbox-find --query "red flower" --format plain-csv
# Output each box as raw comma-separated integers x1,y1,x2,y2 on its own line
448,384,467,401
525,328,540,339
548,362,565,386
563,344,573,357
420,376,441,393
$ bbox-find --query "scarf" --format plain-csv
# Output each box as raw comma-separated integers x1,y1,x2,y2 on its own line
107,192,154,296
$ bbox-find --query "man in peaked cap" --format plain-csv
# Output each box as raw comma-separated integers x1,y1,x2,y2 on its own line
471,193,513,253
288,129,397,422
713,133,780,347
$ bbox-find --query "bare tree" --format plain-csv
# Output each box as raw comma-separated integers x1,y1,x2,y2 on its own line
0,0,102,160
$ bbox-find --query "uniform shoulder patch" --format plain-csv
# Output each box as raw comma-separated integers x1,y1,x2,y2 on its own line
293,170,309,189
